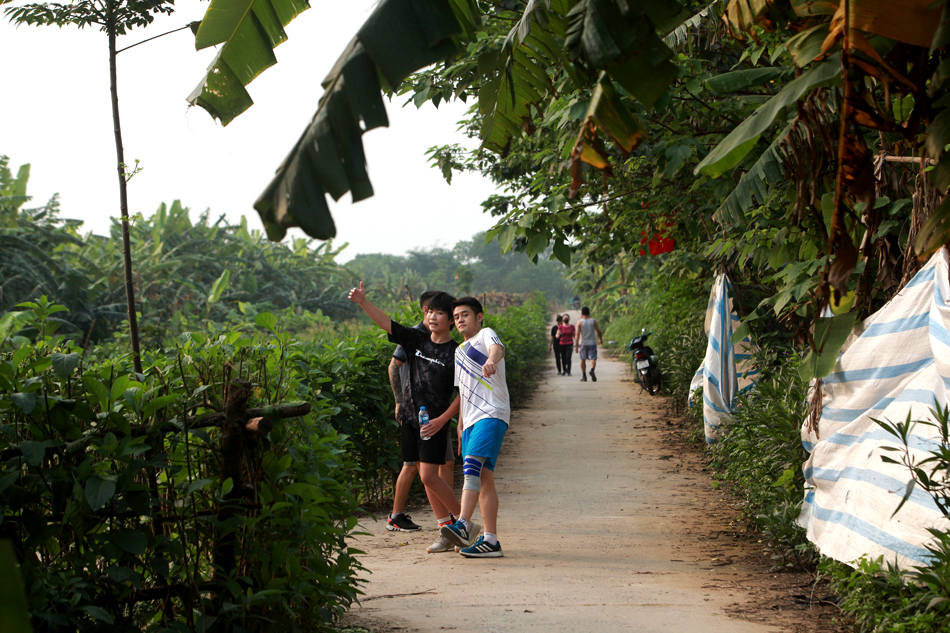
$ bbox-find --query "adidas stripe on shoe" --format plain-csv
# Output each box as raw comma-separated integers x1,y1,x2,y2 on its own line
459,536,503,558
386,514,421,531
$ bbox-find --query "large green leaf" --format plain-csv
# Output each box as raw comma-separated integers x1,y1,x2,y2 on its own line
705,67,787,93
786,22,831,67
566,0,687,108
582,75,648,154
478,0,573,153
51,352,80,379
207,269,230,304
0,540,32,633
695,53,841,178
714,124,789,225
799,311,858,381
914,196,950,257
188,0,311,125
255,0,478,240
85,475,117,511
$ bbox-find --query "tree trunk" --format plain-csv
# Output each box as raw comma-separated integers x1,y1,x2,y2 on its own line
108,24,143,374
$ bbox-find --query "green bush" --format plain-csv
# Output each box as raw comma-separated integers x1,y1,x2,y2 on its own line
0,298,365,632
0,287,553,632
601,277,707,404
823,556,950,633
482,292,549,405
711,346,816,570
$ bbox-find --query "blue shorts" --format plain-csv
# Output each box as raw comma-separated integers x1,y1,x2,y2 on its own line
462,418,508,471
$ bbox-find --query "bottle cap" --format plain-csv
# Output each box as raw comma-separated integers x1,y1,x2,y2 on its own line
420,406,426,410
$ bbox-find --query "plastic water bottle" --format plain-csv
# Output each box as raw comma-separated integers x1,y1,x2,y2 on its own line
419,406,430,441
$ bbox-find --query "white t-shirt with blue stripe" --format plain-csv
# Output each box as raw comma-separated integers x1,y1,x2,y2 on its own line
455,327,510,430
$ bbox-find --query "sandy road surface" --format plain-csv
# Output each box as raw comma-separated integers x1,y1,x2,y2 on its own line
344,322,785,633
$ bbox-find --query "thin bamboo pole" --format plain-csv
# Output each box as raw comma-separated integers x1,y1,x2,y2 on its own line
108,23,143,375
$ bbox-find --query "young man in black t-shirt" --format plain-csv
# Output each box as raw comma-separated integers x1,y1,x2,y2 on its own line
387,290,456,534
348,283,480,552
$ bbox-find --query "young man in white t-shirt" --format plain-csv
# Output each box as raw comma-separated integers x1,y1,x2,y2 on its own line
441,296,510,558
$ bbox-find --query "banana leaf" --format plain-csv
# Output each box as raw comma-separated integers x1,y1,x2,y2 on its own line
478,0,573,153
705,67,788,92
566,0,686,108
254,0,477,241
188,0,311,125
714,124,789,225
696,53,841,178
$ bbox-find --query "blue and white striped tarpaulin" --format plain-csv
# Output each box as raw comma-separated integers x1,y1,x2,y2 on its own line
799,249,950,569
689,274,756,443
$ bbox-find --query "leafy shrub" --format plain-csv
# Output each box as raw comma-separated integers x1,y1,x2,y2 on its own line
601,277,707,401
0,299,365,632
839,405,950,631
298,331,401,504
711,346,817,570
482,292,548,405
823,556,949,633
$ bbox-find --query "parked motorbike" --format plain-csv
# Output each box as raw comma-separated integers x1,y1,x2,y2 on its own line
627,329,661,395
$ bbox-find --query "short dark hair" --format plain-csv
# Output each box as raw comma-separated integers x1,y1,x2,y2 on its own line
556,314,563,323
452,296,484,316
581,306,590,316
426,291,456,315
419,290,439,309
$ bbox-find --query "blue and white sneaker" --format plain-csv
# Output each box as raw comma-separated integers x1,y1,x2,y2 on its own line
459,536,503,558
440,520,481,548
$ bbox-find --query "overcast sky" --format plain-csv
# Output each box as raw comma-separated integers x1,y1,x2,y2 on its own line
0,1,501,261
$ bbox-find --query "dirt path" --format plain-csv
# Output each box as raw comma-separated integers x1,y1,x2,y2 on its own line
343,320,831,632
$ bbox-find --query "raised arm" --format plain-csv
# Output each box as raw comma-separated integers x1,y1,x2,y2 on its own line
347,281,392,333
482,344,506,378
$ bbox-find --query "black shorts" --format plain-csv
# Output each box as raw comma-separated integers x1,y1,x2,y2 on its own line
400,422,453,464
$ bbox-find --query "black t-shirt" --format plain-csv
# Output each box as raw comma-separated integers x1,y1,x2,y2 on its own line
388,320,459,427
550,325,559,339
392,320,427,363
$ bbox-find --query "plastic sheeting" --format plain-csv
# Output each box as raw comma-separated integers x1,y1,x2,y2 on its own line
689,274,756,443
799,249,950,569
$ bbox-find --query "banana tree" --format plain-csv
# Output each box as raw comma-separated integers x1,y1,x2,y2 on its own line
696,0,950,317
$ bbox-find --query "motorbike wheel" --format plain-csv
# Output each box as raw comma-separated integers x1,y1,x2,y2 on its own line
641,372,653,394
651,371,662,395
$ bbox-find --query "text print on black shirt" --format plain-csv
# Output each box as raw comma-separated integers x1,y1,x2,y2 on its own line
387,320,458,426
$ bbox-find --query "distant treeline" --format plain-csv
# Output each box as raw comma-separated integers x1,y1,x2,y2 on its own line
348,231,573,305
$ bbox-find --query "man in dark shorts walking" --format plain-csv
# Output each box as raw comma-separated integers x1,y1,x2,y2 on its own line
387,290,456,533
575,306,604,382
348,283,480,553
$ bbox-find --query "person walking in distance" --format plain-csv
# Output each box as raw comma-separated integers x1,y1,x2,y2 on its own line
558,314,576,377
575,306,604,382
387,290,456,535
348,283,480,553
549,314,564,375
441,296,511,557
